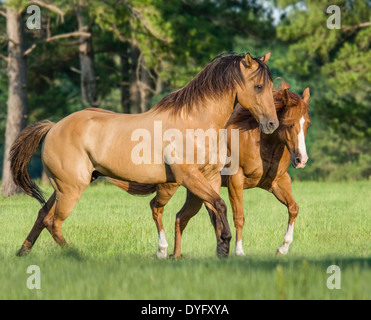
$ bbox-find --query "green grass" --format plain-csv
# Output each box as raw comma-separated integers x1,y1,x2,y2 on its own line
0,180,370,300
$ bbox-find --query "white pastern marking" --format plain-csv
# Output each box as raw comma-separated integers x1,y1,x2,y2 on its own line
156,230,168,259
235,240,246,256
158,230,168,249
277,223,295,255
284,223,295,245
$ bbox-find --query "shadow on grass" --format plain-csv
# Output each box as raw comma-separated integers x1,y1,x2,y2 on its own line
219,255,371,272
54,245,86,261
89,252,371,272
12,244,371,273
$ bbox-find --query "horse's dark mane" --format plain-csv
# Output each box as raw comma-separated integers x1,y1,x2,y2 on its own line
153,53,272,115
275,89,308,126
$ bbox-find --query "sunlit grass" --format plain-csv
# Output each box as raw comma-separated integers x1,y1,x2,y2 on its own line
0,180,370,299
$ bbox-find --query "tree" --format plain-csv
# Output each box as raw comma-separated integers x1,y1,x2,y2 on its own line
91,0,276,113
91,0,171,113
76,0,97,107
274,0,371,180
0,0,279,186
1,3,28,196
0,0,90,196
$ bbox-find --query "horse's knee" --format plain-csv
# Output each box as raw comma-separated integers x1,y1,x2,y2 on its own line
288,202,299,219
214,198,228,224
43,216,53,232
214,198,227,216
233,216,245,230
149,197,156,210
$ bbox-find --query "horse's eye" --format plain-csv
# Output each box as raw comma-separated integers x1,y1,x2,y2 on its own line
255,85,263,92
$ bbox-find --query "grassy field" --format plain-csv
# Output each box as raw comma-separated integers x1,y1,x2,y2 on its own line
0,180,370,300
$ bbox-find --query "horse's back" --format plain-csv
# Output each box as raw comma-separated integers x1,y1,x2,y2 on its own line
83,107,115,114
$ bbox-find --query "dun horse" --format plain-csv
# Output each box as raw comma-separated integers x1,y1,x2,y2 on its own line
10,52,278,257
108,83,310,258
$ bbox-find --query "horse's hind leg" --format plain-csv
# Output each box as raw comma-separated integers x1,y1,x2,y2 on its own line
173,190,203,258
272,173,299,256
17,192,56,256
150,183,179,259
51,188,86,247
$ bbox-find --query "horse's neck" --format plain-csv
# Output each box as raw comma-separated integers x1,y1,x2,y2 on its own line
260,131,283,156
200,94,236,129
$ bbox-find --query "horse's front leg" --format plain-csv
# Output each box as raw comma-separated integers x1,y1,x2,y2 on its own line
272,173,299,256
171,164,232,258
227,168,246,256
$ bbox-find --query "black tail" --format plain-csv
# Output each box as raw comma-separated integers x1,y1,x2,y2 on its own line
9,121,55,205
105,178,157,196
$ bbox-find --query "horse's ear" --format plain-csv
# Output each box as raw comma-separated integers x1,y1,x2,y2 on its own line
302,87,310,103
260,52,271,63
245,53,253,68
280,79,291,90
282,88,291,106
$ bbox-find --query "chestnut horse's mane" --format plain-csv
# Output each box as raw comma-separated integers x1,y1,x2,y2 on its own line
275,89,308,126
227,84,308,130
153,52,272,115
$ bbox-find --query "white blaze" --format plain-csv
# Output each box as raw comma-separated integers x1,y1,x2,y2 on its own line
298,116,308,163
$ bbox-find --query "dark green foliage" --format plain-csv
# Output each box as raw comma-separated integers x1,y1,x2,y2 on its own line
0,0,370,181
275,0,371,180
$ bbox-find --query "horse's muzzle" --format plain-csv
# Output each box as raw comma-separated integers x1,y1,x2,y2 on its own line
292,154,308,169
259,119,279,134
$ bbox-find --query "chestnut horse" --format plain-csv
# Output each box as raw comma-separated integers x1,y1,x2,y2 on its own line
108,84,310,258
10,52,278,257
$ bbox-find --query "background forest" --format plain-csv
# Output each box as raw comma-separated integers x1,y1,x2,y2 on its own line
0,0,370,197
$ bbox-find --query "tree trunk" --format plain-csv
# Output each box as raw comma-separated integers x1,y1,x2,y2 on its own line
155,71,163,96
77,3,97,107
130,42,141,114
121,43,154,114
139,55,152,113
129,42,153,113
120,44,131,113
1,8,28,197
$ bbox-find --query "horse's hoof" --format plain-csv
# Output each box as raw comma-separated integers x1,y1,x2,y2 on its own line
235,251,247,257
16,247,30,257
169,254,183,259
16,241,32,257
156,248,168,259
216,243,230,258
276,247,288,256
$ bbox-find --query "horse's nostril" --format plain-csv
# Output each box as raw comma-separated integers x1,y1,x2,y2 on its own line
294,157,301,165
267,121,275,130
